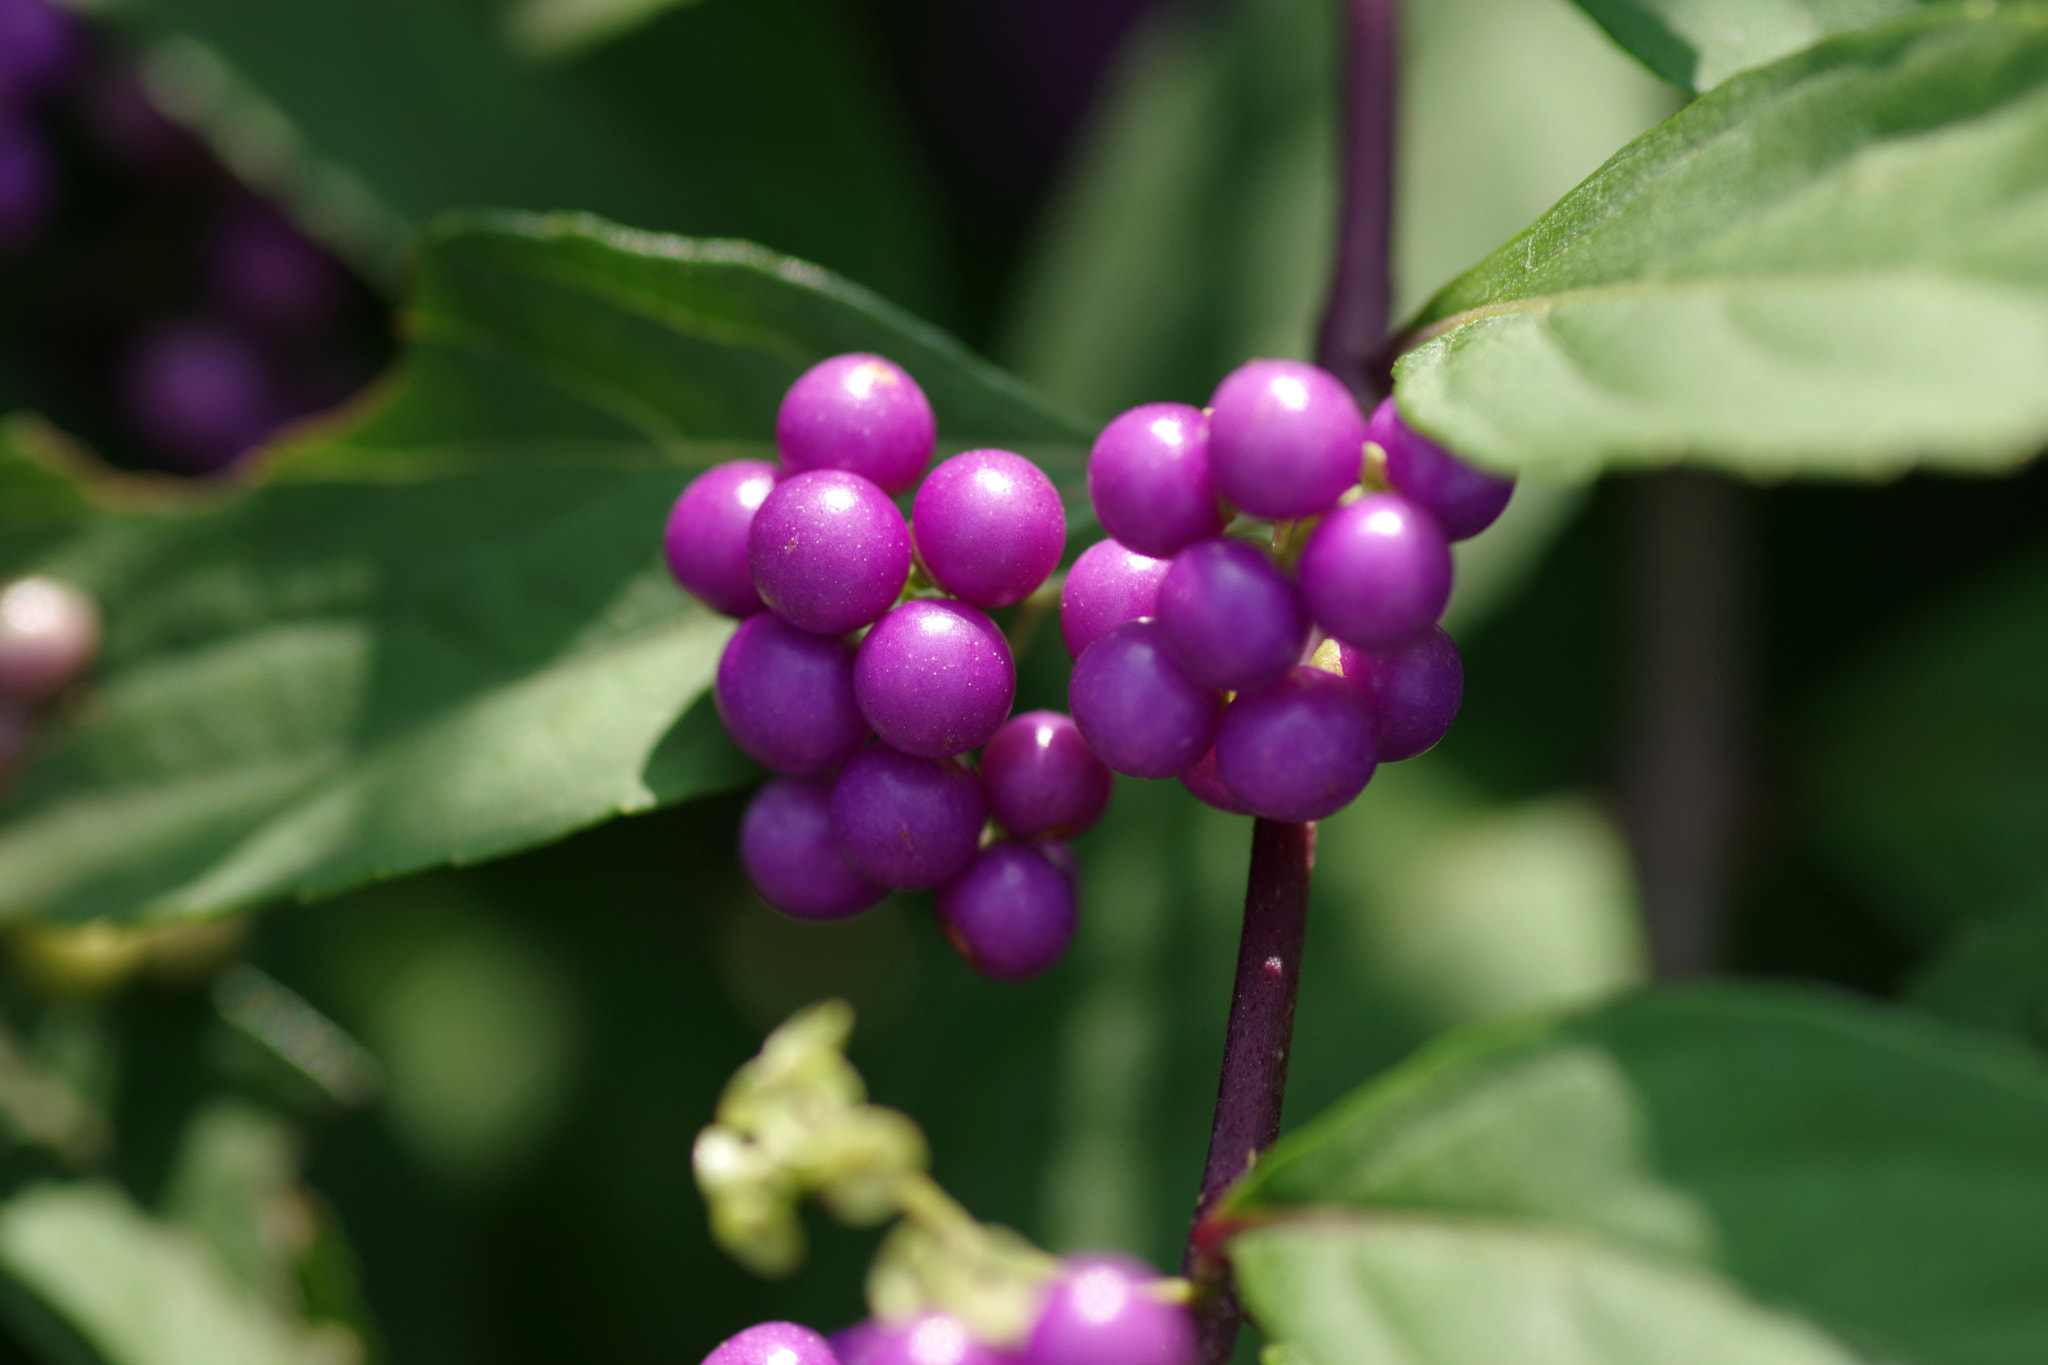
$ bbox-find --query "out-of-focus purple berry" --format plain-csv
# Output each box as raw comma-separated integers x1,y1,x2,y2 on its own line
912,449,1065,609
748,469,912,636
1059,540,1168,660
1024,1257,1197,1365
702,1320,841,1365
715,615,868,775
1178,745,1251,816
740,776,886,921
1322,627,1463,762
1156,539,1307,695
1297,492,1452,652
665,460,780,618
776,354,936,494
121,320,276,474
855,599,1015,758
1206,360,1364,520
938,842,1077,982
837,1315,1017,1365
0,577,100,704
0,119,53,251
1369,397,1513,541
82,69,193,173
830,745,985,890
0,0,81,106
1087,403,1224,558
1069,620,1218,780
207,201,349,336
1215,667,1377,823
980,710,1111,840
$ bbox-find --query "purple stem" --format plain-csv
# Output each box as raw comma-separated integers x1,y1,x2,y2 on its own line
1183,4,1400,1358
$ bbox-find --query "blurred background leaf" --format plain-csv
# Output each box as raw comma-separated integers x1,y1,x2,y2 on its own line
1566,0,1931,91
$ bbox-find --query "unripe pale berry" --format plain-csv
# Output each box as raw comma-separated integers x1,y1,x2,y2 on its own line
1069,621,1219,780
1156,538,1307,694
1320,627,1463,762
1206,359,1364,519
1024,1257,1197,1365
830,746,985,890
1059,540,1169,660
1370,397,1513,541
740,777,886,921
913,449,1066,609
702,1321,839,1365
0,577,100,705
980,710,1112,840
937,842,1077,982
1297,492,1452,652
1087,403,1225,558
854,599,1016,758
748,469,912,636
665,460,780,618
1215,667,1377,823
776,354,936,494
715,614,868,775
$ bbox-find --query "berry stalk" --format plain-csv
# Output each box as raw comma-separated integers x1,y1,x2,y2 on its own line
1316,0,1402,402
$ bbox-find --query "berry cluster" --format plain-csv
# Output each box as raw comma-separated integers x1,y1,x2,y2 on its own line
1068,360,1510,821
0,576,100,790
665,355,1106,982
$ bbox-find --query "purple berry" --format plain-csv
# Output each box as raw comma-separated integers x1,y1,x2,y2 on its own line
703,1321,840,1365
1155,539,1307,695
1323,627,1463,762
1214,667,1377,822
0,0,81,105
82,69,192,173
830,746,985,890
121,320,276,474
1297,492,1452,652
854,599,1015,758
1024,1257,1197,1365
1059,540,1169,660
207,202,349,336
0,577,100,705
715,615,868,775
937,842,1077,982
740,777,886,920
748,469,912,636
1370,398,1513,541
776,354,936,495
1206,360,1364,520
0,120,53,252
1069,621,1219,780
1086,403,1225,558
980,710,1112,840
912,449,1066,609
665,460,781,618
835,1316,1015,1365
1178,746,1251,816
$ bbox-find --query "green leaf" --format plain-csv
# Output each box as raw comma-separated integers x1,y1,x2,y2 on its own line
501,0,705,61
0,215,1085,923
0,1182,310,1365
1234,1218,1869,1365
1568,0,1933,91
1912,901,2048,1047
1225,984,2048,1365
1395,9,2048,483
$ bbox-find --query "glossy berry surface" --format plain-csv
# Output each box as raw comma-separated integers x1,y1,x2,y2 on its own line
1297,492,1453,652
830,746,985,890
121,320,275,473
1215,667,1377,823
1178,745,1251,816
1069,621,1219,780
740,777,885,921
665,460,780,618
937,842,1077,982
1323,627,1463,762
1059,539,1169,660
1370,398,1513,541
1087,403,1225,557
980,710,1112,840
702,1320,841,1365
776,354,936,494
1024,1257,1198,1365
0,577,100,704
835,1315,1016,1365
854,599,1015,758
715,615,868,774
912,449,1066,609
749,469,912,636
1205,359,1364,519
1156,539,1308,694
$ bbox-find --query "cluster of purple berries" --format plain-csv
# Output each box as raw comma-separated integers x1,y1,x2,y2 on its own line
0,576,101,789
1066,360,1510,821
706,1256,1195,1365
665,355,1105,982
